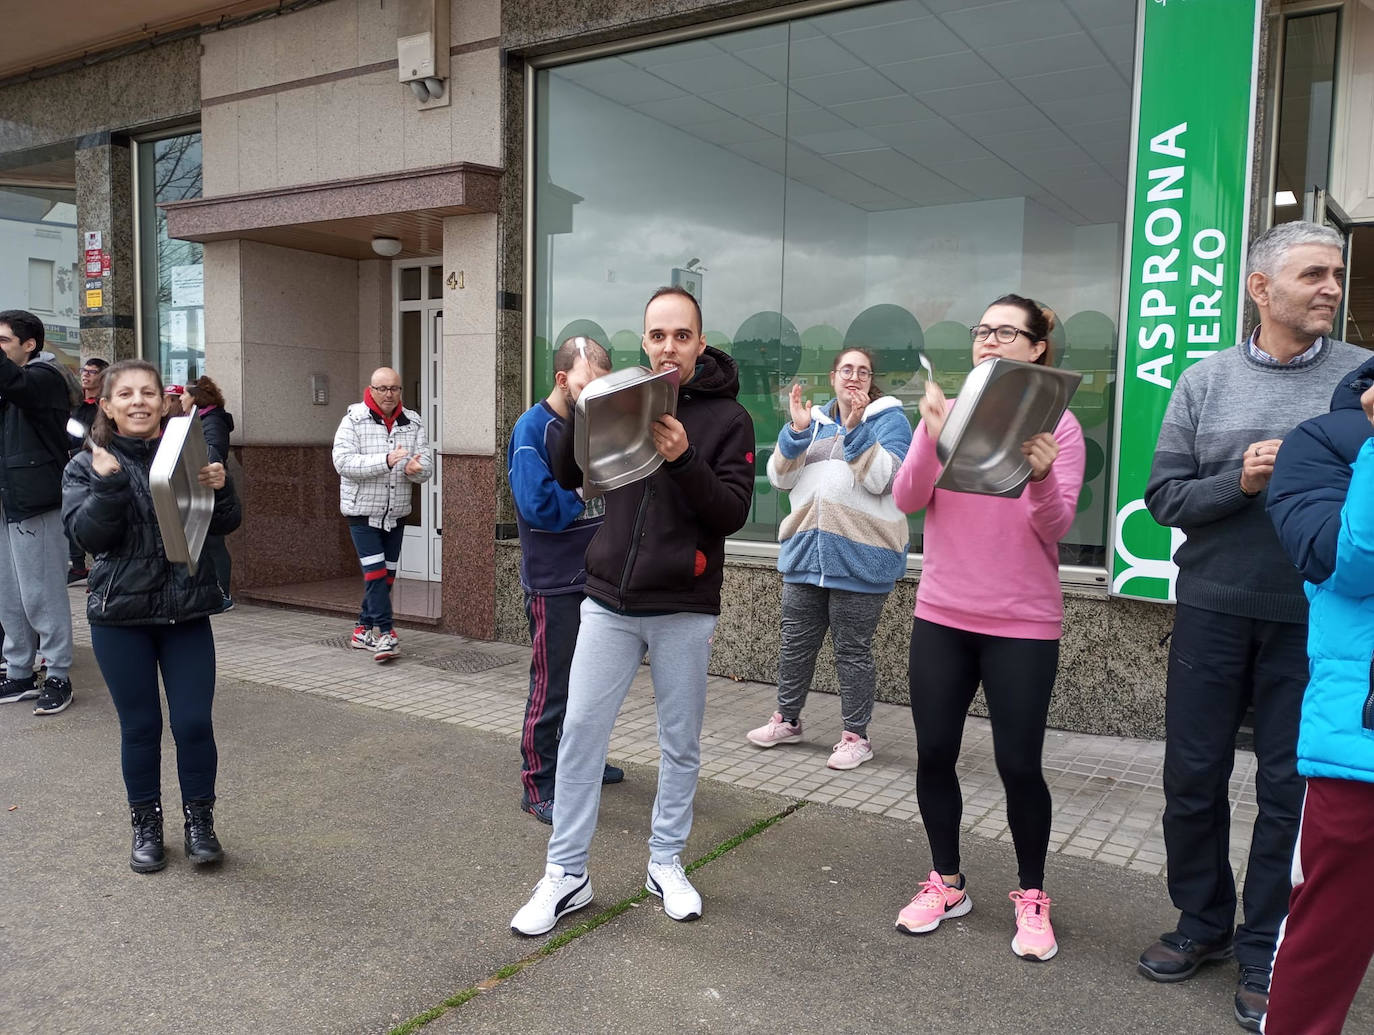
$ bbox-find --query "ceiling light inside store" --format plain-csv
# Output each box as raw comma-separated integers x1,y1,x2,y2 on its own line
1274,190,1298,207
371,237,403,257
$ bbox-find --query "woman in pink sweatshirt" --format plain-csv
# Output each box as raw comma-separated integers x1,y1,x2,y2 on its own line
890,294,1085,963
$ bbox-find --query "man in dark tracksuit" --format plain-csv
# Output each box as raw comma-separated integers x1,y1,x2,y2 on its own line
508,335,620,823
0,310,76,714
511,287,755,937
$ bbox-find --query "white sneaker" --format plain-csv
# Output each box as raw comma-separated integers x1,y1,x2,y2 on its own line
646,855,702,922
373,630,400,662
511,863,593,936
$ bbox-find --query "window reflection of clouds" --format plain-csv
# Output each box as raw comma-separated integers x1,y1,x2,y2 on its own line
534,0,1132,561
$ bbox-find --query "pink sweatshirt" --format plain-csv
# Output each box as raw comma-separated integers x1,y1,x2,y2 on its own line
892,401,1086,640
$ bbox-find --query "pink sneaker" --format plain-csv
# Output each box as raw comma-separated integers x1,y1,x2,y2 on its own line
1010,889,1057,960
826,731,873,770
896,871,972,934
746,712,803,748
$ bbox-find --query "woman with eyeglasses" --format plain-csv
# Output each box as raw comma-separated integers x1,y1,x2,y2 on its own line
746,347,913,771
891,294,1085,962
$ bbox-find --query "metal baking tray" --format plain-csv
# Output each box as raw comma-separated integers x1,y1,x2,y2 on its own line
150,411,214,574
575,366,680,497
935,357,1082,498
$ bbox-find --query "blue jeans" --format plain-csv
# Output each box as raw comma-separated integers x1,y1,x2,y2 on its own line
546,600,718,874
348,520,405,632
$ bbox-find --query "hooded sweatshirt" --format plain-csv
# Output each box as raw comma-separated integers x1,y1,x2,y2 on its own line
0,347,71,521
551,346,756,615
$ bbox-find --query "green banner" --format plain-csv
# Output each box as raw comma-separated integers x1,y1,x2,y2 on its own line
1110,0,1261,601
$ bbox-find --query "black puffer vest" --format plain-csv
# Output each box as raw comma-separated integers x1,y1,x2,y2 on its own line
62,434,242,626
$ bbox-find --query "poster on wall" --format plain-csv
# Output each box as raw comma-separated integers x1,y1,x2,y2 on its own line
170,264,203,308
1109,0,1262,602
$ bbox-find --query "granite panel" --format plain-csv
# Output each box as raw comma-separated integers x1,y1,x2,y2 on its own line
201,28,240,100
441,212,498,336
354,72,408,178
240,241,359,350
275,84,321,187
503,0,777,53
493,306,523,525
236,94,280,194
235,18,281,94
402,92,456,170
75,141,135,358
449,49,502,169
454,0,501,46
0,38,199,154
441,332,497,453
1103,597,1173,739
200,101,241,197
494,539,527,643
440,453,496,639
316,79,362,183
243,341,360,445
204,340,245,434
232,444,358,589
357,0,404,66
274,0,359,83
202,240,243,345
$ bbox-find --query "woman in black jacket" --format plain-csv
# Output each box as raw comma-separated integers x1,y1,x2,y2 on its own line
182,375,237,610
63,359,242,874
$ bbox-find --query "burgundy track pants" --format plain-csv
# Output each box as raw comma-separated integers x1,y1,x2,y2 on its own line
1264,777,1374,1034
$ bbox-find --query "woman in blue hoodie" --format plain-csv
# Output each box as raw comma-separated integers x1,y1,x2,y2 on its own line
1266,354,1374,1034
746,347,912,770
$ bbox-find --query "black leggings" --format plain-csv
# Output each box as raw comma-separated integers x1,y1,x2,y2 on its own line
909,617,1059,891
90,618,218,806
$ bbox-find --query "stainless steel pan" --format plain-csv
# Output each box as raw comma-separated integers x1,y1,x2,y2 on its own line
575,366,680,497
935,358,1082,498
150,411,214,574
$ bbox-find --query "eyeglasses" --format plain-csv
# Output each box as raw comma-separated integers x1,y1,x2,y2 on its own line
370,385,402,394
836,365,872,381
970,324,1034,345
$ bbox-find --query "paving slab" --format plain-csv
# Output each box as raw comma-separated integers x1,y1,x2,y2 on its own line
0,673,781,1035
434,802,1374,1035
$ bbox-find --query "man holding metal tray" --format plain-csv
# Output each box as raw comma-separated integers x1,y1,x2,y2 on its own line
511,287,755,936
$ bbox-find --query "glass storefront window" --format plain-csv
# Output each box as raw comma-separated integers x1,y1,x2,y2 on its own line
0,185,80,366
533,0,1135,565
138,130,203,385
1272,11,1339,224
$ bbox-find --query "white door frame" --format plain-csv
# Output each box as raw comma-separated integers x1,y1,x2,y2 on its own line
391,258,444,582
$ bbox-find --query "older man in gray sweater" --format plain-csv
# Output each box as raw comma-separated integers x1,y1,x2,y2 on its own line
1137,222,1366,1032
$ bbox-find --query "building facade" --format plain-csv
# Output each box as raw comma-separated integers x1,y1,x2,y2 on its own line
2,0,1372,736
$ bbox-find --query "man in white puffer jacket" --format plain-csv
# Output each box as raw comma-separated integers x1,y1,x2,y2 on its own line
331,366,433,662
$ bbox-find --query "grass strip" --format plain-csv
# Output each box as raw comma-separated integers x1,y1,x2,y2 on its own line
387,799,809,1035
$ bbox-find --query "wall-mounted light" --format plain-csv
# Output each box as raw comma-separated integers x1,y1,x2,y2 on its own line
371,236,403,257
1275,190,1298,207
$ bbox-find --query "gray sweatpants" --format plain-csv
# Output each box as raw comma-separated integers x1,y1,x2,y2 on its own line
0,503,74,681
546,600,718,875
776,581,888,738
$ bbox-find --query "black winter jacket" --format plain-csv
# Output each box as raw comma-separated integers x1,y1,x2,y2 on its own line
62,433,242,626
0,351,70,522
552,346,755,615
198,406,235,465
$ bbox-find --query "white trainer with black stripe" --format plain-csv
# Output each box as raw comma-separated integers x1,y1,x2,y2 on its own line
646,855,702,922
511,863,593,936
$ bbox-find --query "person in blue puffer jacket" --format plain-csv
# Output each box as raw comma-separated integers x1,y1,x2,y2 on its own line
746,346,913,771
1265,353,1374,1035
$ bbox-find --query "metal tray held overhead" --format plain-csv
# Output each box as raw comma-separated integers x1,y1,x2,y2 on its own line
150,411,214,574
574,366,680,498
934,357,1082,498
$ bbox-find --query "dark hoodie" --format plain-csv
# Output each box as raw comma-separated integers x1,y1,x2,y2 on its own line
552,345,756,615
1268,354,1374,585
197,405,236,465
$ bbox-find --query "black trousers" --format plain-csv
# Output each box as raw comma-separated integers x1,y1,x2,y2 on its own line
909,617,1060,891
1162,602,1307,972
91,617,218,806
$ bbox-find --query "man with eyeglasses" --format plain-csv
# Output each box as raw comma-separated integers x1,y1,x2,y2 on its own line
66,357,109,584
1139,221,1367,1031
331,366,432,662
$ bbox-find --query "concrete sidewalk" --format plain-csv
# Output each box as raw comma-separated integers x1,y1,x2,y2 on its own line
1,593,1369,1034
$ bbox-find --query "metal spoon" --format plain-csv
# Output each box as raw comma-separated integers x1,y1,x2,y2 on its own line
917,352,934,390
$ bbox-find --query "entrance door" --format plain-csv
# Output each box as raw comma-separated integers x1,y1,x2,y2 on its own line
393,260,444,581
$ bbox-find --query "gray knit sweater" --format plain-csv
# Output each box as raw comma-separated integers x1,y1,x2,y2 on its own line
1145,337,1368,622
